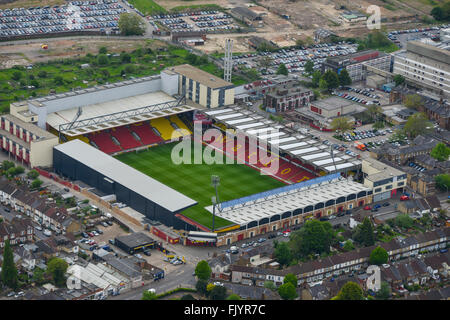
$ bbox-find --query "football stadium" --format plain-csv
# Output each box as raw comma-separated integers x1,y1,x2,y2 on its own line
2,64,371,246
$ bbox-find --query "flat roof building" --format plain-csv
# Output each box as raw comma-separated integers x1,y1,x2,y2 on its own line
167,64,235,109
362,158,407,202
114,232,156,255
393,41,450,98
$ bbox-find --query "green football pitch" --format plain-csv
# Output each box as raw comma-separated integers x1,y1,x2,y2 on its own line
115,142,286,230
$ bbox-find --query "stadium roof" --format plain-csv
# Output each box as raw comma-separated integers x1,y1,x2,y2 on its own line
47,91,196,136
205,174,370,225
203,105,361,174
168,64,233,89
54,140,197,213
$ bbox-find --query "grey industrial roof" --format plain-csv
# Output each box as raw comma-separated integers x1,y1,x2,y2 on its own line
54,140,197,213
115,232,155,249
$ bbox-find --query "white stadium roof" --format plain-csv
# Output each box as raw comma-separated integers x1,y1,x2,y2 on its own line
202,105,361,174
54,140,197,213
205,175,370,225
48,91,196,136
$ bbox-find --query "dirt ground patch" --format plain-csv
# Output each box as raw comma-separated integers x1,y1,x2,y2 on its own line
0,38,167,68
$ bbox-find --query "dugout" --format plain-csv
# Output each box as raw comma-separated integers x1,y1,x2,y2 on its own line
52,140,198,230
114,232,156,255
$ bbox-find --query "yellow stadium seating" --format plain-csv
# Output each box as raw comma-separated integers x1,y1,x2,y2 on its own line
169,115,192,136
151,117,182,140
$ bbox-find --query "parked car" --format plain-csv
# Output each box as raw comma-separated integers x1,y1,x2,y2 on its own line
400,195,410,201
382,202,390,207
43,229,52,237
373,204,381,209
364,206,371,210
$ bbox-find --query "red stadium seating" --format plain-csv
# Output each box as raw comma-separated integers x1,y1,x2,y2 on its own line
88,131,122,154
130,123,163,145
203,136,319,183
111,126,142,150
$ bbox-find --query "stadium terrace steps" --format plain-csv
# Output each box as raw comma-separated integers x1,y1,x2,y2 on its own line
88,130,122,154
150,117,183,141
110,126,142,150
131,123,163,145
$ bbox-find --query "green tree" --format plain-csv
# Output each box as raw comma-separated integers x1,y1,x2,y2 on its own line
1,240,18,290
118,13,146,36
404,94,424,110
124,64,135,74
335,281,364,300
120,52,132,63
12,71,22,81
322,70,340,90
395,214,414,229
338,69,352,87
142,290,158,300
367,105,382,122
1,160,15,171
277,63,288,76
431,6,445,21
186,53,198,65
366,30,392,48
373,121,385,130
46,257,68,287
277,282,297,300
31,267,46,285
435,174,450,191
393,74,405,86
319,78,328,91
311,70,322,88
283,273,297,288
375,282,391,300
304,60,314,74
403,112,432,138
289,220,334,259
31,179,43,189
195,260,212,281
196,279,208,296
274,241,293,266
226,294,241,300
330,117,353,133
264,280,276,290
353,217,375,247
343,240,355,251
98,46,107,54
54,75,64,85
97,54,109,66
14,166,24,175
180,294,196,300
209,285,227,300
430,143,450,162
38,70,47,78
369,246,389,265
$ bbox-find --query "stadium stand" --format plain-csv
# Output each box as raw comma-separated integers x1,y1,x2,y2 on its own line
169,115,192,135
150,117,183,140
204,135,319,183
110,126,142,150
130,122,163,145
88,130,122,154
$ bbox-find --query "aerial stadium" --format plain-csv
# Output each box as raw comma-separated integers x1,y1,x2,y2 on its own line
1,64,371,246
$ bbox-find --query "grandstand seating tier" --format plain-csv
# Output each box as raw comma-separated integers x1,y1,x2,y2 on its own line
88,131,122,154
110,126,142,150
130,122,163,146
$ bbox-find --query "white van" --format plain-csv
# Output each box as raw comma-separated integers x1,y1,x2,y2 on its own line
43,229,52,237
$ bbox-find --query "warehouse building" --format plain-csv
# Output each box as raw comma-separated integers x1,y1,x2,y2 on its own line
167,64,235,109
53,140,198,230
322,50,391,82
362,158,407,202
114,232,156,255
